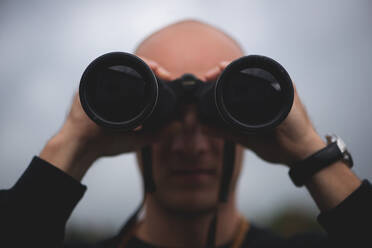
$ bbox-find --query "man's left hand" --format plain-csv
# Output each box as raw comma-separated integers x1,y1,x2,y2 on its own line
202,61,327,167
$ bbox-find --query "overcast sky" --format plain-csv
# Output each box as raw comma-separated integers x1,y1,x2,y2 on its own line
1,0,371,238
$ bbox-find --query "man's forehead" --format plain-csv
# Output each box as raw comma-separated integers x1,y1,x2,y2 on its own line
135,20,243,78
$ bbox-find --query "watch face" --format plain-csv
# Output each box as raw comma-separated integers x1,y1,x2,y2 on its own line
326,134,343,146
336,138,347,153
326,134,353,168
325,134,336,144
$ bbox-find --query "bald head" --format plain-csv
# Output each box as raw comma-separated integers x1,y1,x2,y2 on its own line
135,20,244,79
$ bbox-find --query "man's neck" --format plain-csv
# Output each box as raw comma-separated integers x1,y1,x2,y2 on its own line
134,194,244,248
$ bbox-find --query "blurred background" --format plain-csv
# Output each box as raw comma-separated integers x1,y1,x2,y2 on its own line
1,0,371,243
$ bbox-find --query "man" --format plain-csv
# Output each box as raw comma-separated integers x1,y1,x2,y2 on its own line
0,20,370,248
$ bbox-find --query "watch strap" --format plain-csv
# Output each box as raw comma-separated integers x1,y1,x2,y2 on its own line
289,142,343,187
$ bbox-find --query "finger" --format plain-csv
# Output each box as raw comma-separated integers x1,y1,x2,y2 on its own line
218,61,230,70
204,66,220,81
154,67,172,81
138,56,172,81
203,61,230,82
105,128,158,152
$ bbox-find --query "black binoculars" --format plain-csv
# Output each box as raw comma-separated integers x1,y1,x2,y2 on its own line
79,52,294,133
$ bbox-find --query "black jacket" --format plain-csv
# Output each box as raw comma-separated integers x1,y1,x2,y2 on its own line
0,157,371,248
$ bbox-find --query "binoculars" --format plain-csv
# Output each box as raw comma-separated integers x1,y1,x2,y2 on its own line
79,52,294,133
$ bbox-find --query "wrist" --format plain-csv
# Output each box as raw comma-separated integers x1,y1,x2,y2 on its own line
286,131,327,167
39,131,97,181
288,133,356,188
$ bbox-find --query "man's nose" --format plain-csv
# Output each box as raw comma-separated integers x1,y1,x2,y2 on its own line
170,105,210,155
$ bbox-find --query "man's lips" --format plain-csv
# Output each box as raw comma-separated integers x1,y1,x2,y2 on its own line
171,169,216,174
170,168,216,183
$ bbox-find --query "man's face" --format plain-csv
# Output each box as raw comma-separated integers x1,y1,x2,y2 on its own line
135,21,244,214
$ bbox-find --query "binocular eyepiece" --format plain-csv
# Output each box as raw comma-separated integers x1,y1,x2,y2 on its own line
79,52,294,132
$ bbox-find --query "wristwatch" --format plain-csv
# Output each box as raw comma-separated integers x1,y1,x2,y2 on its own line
288,134,353,187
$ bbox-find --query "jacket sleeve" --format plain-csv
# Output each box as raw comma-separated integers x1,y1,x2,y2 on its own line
316,179,372,247
0,156,87,248
283,179,372,248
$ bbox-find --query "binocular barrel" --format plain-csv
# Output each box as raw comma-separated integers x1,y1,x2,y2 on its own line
79,52,294,132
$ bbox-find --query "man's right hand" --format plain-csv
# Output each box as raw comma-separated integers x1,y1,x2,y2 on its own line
39,56,171,181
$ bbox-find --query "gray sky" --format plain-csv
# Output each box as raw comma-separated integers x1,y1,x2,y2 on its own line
1,0,371,237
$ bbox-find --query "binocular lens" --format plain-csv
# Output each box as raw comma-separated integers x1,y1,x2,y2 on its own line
80,52,158,129
86,65,148,122
221,68,283,126
80,53,293,132
215,55,294,132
